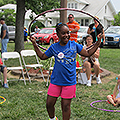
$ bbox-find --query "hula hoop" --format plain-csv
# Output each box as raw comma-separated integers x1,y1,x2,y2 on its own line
90,100,120,112
0,96,6,104
28,8,103,50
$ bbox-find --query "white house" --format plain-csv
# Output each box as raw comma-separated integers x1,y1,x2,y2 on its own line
0,1,117,29
45,0,116,29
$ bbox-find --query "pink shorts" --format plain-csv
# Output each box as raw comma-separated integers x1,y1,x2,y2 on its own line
47,83,76,99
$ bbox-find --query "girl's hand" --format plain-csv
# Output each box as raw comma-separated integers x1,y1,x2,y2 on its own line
97,33,103,41
29,36,36,45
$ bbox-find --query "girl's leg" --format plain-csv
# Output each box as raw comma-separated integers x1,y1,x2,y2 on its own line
61,98,72,120
115,98,120,106
84,61,92,86
93,62,102,84
83,61,91,80
3,67,7,84
107,95,116,105
93,62,99,77
46,95,58,119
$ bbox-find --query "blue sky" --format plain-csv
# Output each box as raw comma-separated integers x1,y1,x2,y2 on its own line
111,0,120,13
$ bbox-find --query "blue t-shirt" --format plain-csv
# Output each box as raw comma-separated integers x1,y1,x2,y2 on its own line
45,40,83,86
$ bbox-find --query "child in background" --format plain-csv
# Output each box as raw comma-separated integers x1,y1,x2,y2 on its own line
107,74,120,107
30,23,102,120
81,35,101,86
24,26,28,42
0,58,8,88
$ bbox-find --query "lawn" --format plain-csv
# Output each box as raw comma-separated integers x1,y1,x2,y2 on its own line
0,42,120,120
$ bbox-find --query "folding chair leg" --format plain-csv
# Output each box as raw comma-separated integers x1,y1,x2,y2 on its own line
46,70,51,86
21,69,26,85
46,76,49,86
25,68,31,83
39,67,46,82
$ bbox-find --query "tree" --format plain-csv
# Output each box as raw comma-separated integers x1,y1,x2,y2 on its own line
112,12,120,26
25,0,60,15
0,0,16,7
0,9,16,26
0,0,16,26
15,0,60,53
15,0,25,52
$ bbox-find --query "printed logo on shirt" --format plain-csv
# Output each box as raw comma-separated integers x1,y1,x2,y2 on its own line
58,52,64,59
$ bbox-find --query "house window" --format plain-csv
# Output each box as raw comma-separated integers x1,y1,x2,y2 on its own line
105,5,107,13
85,19,89,26
75,3,77,9
56,19,59,24
68,3,70,8
107,21,111,27
71,3,74,8
81,19,84,26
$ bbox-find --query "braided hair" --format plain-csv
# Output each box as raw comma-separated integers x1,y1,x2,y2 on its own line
56,22,69,34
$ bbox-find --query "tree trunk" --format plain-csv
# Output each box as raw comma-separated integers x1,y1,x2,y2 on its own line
15,0,25,53
60,0,67,24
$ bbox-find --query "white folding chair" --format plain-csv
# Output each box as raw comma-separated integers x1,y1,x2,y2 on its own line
20,50,45,83
46,56,54,86
2,52,26,85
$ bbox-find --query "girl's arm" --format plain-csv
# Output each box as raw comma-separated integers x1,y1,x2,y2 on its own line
113,82,119,99
30,37,48,60
92,48,100,58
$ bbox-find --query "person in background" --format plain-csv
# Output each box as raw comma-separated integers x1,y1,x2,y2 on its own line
87,16,105,48
30,22,102,120
24,26,28,42
34,25,40,33
0,58,8,88
0,18,9,54
81,35,102,86
67,14,80,42
107,74,120,107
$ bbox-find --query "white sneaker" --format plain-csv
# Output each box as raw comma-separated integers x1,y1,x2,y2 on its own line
86,76,92,86
86,80,91,86
96,74,102,84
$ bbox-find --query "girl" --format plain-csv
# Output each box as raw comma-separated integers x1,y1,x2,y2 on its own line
107,74,120,107
81,35,101,86
30,23,102,120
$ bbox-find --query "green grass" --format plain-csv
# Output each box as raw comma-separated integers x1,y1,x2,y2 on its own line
0,42,120,119
99,47,120,74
